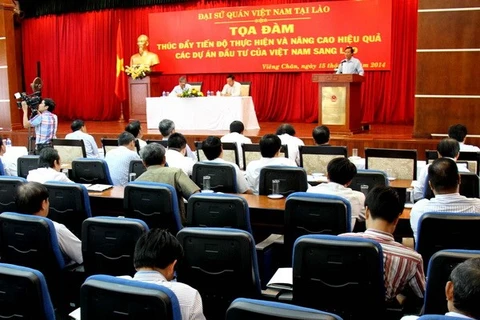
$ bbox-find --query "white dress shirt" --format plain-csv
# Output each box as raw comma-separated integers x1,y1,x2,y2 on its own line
336,56,364,75
245,157,297,194
459,142,480,151
203,158,249,193
221,81,241,96
27,167,73,183
105,146,140,186
277,133,305,166
220,132,252,169
65,130,99,158
307,181,366,230
52,220,83,264
166,149,195,176
1,146,28,176
123,271,206,320
410,193,480,241
170,83,192,96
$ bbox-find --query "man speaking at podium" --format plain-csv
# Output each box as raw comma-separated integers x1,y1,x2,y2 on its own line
336,46,364,76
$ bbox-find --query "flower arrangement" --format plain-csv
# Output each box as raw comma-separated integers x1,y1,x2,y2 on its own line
125,64,151,80
181,88,203,97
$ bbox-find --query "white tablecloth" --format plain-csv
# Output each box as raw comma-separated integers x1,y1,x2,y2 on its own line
146,96,260,131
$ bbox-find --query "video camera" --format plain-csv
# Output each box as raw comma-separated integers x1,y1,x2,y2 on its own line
14,77,43,110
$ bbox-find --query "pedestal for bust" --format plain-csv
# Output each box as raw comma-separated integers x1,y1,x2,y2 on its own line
128,71,162,122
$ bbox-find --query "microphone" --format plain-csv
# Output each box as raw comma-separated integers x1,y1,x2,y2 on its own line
340,59,347,64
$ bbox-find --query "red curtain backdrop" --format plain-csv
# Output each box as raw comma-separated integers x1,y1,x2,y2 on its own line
20,0,417,124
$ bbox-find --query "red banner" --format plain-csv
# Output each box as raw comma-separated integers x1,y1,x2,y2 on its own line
148,1,391,74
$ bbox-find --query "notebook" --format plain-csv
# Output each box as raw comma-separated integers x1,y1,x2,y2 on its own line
86,184,113,192
266,267,293,291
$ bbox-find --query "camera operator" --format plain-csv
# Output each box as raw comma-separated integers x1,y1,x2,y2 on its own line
22,98,58,154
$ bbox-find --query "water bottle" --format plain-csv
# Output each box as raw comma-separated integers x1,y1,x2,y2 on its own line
162,91,166,97
207,90,211,96
6,138,11,148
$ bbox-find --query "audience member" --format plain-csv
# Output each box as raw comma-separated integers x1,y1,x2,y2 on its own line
125,120,146,149
15,182,83,264
166,133,195,176
201,136,252,194
136,143,200,222
0,136,15,176
448,124,480,152
245,134,297,194
410,158,480,241
221,74,241,97
414,138,470,200
340,186,425,303
65,119,99,158
0,137,5,175
307,157,365,229
221,120,252,169
120,228,206,320
401,258,480,320
158,119,197,161
104,132,140,186
276,123,305,165
26,147,73,183
312,125,330,145
170,76,192,97
22,98,58,154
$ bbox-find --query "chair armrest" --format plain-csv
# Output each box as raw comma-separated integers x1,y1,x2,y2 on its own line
255,234,284,290
256,233,283,251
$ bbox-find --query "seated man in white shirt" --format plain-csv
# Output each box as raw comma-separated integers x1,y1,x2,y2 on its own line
27,147,73,183
201,136,252,194
312,125,330,145
414,138,470,201
65,119,99,158
220,120,252,170
410,158,480,241
158,119,197,162
401,257,480,320
165,133,195,176
221,74,241,97
15,182,83,265
121,228,206,320
170,75,192,97
125,120,146,149
276,123,305,166
448,123,480,152
104,132,140,186
307,157,366,230
245,134,297,194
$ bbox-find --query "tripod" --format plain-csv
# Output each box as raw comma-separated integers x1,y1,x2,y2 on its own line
27,109,38,155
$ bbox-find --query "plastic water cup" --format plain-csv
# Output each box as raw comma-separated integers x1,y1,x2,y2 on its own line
203,176,211,191
129,173,136,182
272,179,280,195
352,148,358,157
406,187,414,204
360,184,369,196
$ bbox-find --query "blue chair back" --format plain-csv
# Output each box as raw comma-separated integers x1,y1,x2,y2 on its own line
0,160,5,175
124,181,183,233
293,235,385,320
81,274,181,320
44,180,91,238
423,249,480,315
186,193,252,233
81,216,149,276
226,298,343,320
0,263,55,320
418,315,471,320
416,212,480,270
0,176,27,213
176,227,261,320
259,166,308,196
71,158,113,184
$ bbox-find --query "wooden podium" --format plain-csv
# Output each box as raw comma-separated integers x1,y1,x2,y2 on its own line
312,74,365,134
128,71,162,122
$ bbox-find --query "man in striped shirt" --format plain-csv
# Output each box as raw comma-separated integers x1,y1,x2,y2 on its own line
340,186,426,304
410,157,480,241
22,98,58,154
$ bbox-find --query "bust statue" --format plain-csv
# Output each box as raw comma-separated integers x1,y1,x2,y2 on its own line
130,34,160,67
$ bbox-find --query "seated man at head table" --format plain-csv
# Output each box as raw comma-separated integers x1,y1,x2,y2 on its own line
170,76,192,97
401,257,480,320
26,147,73,183
158,119,197,162
104,132,141,186
201,135,253,194
65,119,100,158
15,181,83,265
221,74,241,97
410,157,480,242
307,157,366,230
245,133,297,194
340,186,425,306
136,143,200,222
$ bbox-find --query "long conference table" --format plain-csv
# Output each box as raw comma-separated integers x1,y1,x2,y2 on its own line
146,96,260,131
87,184,413,242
